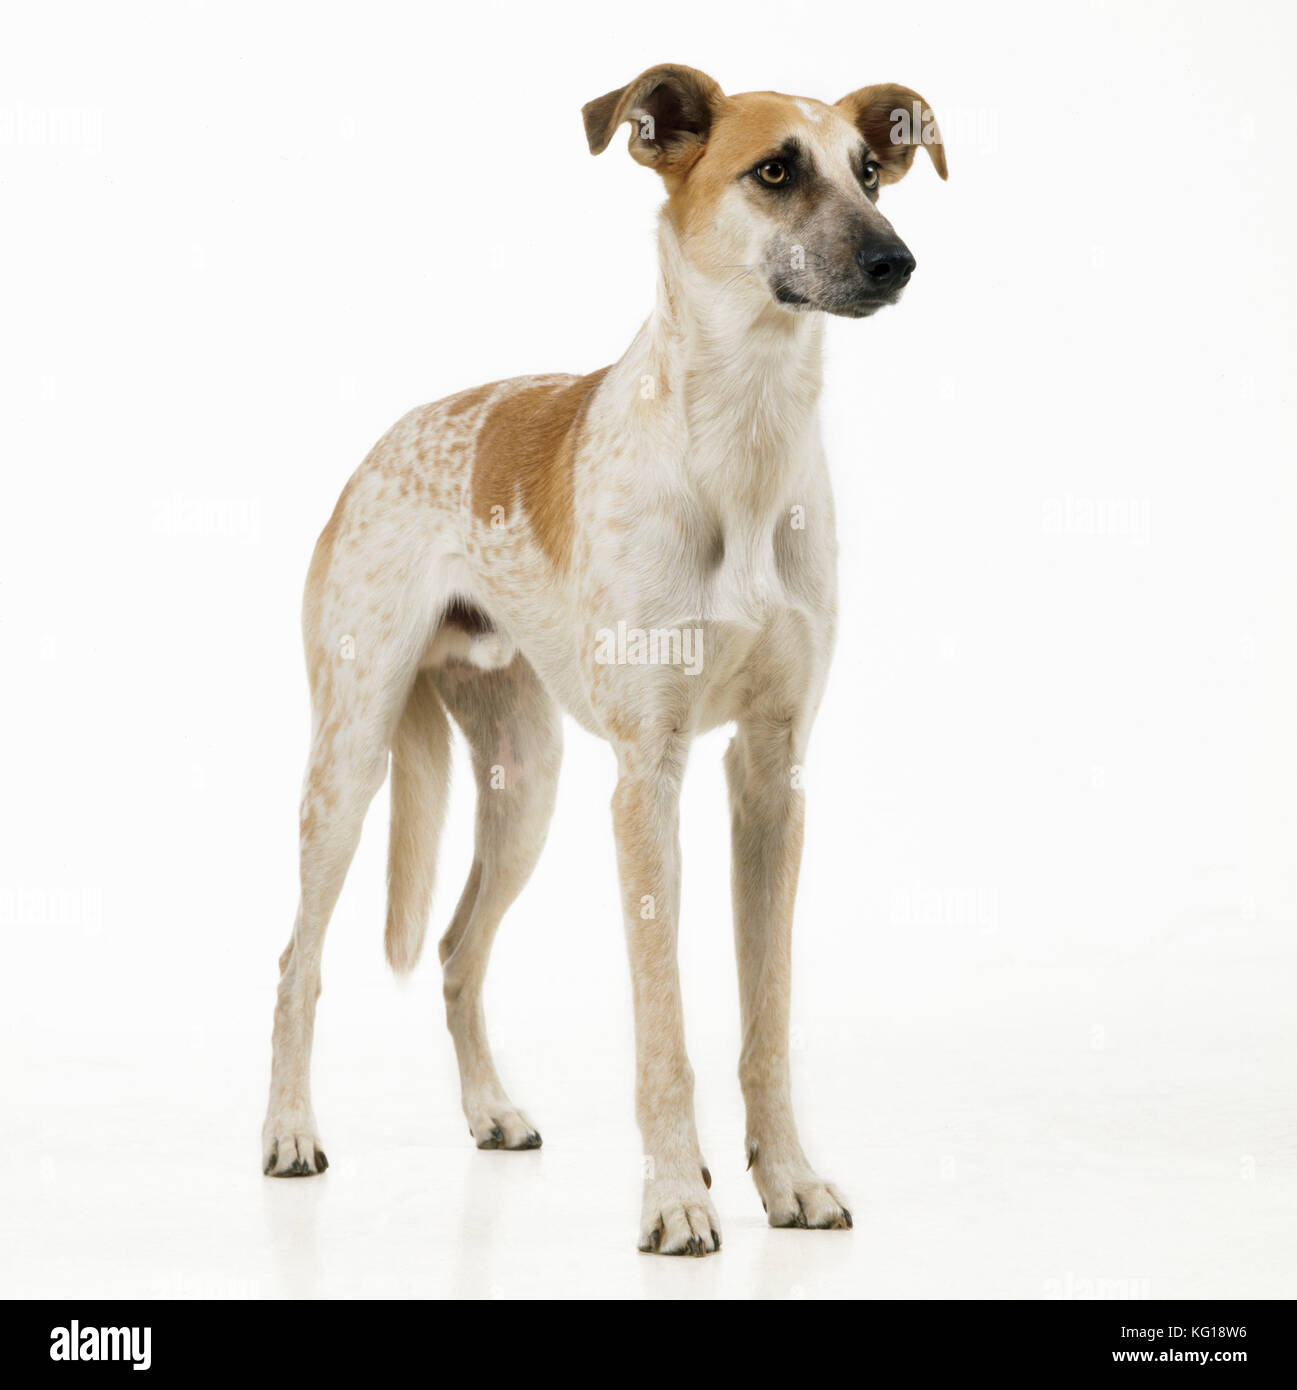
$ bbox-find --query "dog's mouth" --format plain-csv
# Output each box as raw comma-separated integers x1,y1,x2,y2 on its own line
770,280,905,319
828,289,904,319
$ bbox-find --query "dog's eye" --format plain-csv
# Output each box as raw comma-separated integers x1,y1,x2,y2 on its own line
861,161,880,191
755,161,788,187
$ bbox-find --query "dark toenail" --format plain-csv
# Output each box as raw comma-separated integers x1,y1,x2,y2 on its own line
315,1150,328,1172
842,1208,853,1228
711,1229,721,1251
651,1227,661,1250
700,1166,711,1189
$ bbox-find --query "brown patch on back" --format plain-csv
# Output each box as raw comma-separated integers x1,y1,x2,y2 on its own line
472,367,610,571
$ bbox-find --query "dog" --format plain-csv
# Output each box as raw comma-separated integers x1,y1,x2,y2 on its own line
262,64,945,1256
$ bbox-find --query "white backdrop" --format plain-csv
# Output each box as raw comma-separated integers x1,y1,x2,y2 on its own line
2,0,1294,1299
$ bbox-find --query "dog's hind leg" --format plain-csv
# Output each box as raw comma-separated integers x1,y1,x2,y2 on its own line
263,473,438,1177
263,656,428,1175
264,690,412,1175
432,652,561,1149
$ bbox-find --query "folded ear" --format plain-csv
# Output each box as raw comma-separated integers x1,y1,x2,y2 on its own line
582,64,726,178
835,84,948,183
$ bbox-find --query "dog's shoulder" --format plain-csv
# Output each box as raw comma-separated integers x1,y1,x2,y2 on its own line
467,367,611,571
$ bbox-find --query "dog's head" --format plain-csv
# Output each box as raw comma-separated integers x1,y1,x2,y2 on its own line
583,65,946,319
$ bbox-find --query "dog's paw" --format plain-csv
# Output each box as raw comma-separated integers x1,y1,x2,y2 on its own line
750,1148,851,1229
757,1170,851,1229
467,1104,542,1151
263,1121,328,1178
639,1174,722,1256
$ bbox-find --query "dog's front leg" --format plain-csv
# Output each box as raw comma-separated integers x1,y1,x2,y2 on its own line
726,712,852,1230
611,727,720,1256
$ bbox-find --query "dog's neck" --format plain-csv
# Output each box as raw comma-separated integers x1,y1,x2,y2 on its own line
638,214,825,514
602,215,827,627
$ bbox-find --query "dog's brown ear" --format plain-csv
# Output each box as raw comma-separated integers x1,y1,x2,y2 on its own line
835,84,948,183
582,65,726,178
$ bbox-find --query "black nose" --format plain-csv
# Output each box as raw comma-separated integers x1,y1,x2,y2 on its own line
857,242,917,287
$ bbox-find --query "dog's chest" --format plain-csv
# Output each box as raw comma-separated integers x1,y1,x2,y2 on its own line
575,487,830,728
584,485,796,629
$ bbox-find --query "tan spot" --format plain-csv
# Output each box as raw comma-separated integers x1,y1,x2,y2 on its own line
471,367,610,571
603,707,640,744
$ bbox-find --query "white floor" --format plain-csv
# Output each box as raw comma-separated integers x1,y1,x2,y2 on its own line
5,942,1292,1301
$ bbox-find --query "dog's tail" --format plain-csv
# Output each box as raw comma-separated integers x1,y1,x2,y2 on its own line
384,671,452,974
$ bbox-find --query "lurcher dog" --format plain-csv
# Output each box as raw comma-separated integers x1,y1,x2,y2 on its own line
263,64,946,1256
